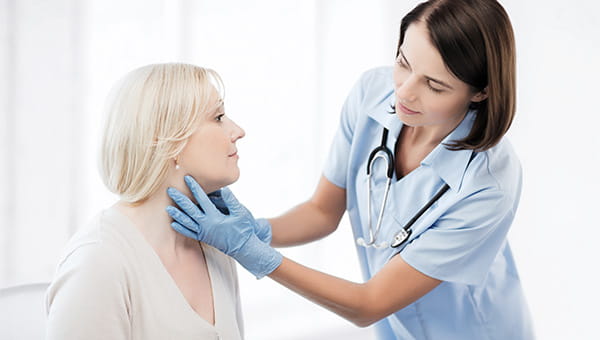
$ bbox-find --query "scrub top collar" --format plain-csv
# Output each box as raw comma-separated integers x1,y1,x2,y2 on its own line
365,89,403,137
366,90,476,192
421,111,476,192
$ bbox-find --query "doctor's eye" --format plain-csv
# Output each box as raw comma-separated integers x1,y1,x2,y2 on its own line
215,114,225,122
396,55,411,70
426,81,444,94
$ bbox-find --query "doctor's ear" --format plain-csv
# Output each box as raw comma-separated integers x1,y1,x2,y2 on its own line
471,87,488,103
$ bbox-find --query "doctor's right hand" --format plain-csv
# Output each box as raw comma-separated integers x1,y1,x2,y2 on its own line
166,176,282,279
207,190,273,244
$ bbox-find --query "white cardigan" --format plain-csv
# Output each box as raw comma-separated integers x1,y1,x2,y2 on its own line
45,207,244,340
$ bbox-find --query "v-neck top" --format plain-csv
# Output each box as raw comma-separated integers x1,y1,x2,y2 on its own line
45,206,244,340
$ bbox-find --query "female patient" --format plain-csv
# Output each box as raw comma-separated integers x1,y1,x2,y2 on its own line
46,63,245,339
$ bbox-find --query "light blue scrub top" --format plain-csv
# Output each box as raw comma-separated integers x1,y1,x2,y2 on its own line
323,67,534,340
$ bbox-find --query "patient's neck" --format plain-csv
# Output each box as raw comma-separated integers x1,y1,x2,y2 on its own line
115,179,201,257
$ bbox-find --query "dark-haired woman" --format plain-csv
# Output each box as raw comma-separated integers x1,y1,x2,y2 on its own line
166,0,534,338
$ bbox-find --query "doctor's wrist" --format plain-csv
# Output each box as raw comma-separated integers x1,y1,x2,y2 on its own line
235,234,282,279
255,218,273,245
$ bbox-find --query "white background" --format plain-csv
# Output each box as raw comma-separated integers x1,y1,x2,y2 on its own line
1,0,599,339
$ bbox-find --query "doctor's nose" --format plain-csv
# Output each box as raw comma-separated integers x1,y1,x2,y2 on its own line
395,77,418,103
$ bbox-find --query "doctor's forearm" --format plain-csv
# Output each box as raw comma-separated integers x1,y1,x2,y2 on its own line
269,201,340,247
267,253,441,327
268,257,384,327
269,175,346,247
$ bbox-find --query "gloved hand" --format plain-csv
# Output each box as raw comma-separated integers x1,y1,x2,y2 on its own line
254,218,273,245
208,190,273,245
166,176,282,278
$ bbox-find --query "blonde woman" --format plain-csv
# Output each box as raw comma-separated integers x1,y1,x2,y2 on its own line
46,63,247,339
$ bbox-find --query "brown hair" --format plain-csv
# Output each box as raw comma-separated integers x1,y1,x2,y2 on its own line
397,0,516,151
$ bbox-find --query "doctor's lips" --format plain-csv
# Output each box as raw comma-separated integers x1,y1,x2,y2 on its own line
228,150,238,157
398,103,421,115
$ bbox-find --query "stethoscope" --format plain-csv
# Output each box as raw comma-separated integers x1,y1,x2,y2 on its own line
356,125,475,249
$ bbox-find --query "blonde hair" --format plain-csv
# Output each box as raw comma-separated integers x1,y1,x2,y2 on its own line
99,63,224,204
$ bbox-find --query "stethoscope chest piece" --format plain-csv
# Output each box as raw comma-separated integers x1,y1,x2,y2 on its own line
391,228,412,248
358,125,476,250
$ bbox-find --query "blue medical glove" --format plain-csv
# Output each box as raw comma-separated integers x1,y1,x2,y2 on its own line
166,176,282,279
254,218,273,245
207,190,230,215
208,189,273,245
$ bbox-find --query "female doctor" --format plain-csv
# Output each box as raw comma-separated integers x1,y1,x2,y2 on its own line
167,0,534,338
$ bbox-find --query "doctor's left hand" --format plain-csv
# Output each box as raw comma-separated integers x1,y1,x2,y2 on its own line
166,176,282,279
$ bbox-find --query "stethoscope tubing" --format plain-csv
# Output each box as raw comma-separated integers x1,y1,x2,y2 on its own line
366,159,392,246
362,126,476,249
